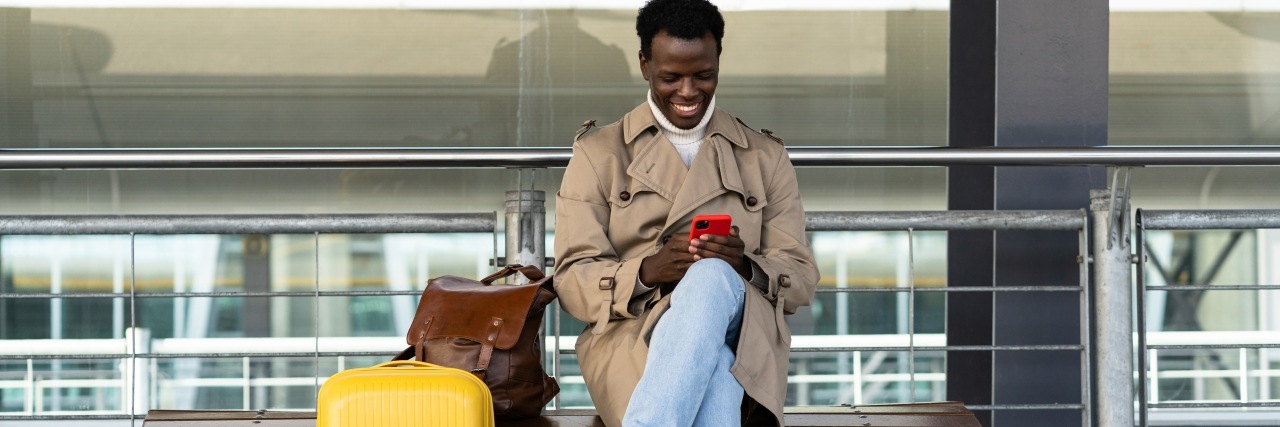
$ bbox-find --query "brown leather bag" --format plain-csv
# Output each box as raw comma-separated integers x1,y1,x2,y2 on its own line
393,264,559,420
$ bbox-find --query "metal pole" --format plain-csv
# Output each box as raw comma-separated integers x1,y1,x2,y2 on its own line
1139,210,1280,230
0,213,495,235
504,190,545,281
1136,211,1149,427
6,146,1280,169
1090,189,1134,427
805,210,1086,231
505,187,546,416
1079,219,1094,427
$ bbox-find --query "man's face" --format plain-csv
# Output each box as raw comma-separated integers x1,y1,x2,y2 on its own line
640,30,719,130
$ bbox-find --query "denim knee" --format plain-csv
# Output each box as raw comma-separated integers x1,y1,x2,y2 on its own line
688,257,734,276
677,258,745,300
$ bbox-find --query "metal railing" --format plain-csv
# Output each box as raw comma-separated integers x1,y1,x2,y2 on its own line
802,210,1091,418
1,209,1093,422
0,213,496,422
2,146,1280,426
4,146,1280,169
1135,209,1280,426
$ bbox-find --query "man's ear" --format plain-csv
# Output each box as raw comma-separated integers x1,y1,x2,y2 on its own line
638,50,650,81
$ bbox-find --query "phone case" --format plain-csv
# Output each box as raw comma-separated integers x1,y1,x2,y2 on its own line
689,214,733,240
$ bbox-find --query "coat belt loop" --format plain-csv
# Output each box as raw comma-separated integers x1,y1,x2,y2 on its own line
591,262,624,335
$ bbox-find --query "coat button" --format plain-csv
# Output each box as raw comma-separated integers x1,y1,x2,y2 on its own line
779,274,791,288
746,196,758,207
620,191,631,201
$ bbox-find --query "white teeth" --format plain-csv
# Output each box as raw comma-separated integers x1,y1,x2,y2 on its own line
673,103,698,113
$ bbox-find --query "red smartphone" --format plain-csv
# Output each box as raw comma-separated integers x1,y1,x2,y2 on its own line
689,214,732,241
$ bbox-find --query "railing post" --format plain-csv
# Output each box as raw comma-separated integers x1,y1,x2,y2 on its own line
506,188,548,415
1090,189,1134,426
505,190,546,283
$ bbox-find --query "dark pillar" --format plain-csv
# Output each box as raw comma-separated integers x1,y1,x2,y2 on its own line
946,1,997,424
1,8,37,148
948,1,1108,425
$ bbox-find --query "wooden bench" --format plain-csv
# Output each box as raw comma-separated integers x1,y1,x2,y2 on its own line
142,401,980,426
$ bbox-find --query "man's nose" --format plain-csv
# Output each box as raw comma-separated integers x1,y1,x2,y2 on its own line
677,78,697,99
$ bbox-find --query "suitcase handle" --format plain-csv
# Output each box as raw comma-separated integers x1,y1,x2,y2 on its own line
375,360,436,369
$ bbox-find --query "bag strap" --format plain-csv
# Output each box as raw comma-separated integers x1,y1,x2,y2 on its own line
480,264,545,284
390,315,502,383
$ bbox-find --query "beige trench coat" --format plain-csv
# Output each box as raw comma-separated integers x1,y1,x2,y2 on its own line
553,103,819,426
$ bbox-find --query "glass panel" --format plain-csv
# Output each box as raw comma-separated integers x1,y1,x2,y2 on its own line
2,7,948,215
3,3,950,416
1110,11,1280,146
1114,5,1280,414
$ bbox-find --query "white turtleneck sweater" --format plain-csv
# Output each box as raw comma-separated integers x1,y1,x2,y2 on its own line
647,90,716,167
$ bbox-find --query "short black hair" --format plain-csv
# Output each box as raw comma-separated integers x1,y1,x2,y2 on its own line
636,0,725,60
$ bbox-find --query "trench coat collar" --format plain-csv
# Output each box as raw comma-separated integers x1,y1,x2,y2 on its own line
622,101,750,150
620,102,750,233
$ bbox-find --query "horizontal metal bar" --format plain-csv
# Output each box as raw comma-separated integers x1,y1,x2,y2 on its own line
0,210,1094,235
7,287,1084,298
0,415,145,421
0,405,1087,421
791,146,1280,167
1147,402,1280,409
965,404,1085,411
791,345,1084,352
0,351,401,360
1143,284,1280,291
0,213,495,235
139,351,400,359
0,290,425,299
0,346,1081,360
1147,344,1280,350
806,210,1086,231
815,286,1082,293
0,147,571,169
1140,210,1280,230
0,354,133,360
4,146,1280,170
557,344,1083,354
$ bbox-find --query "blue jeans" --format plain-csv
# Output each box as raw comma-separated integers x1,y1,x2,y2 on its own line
623,258,746,427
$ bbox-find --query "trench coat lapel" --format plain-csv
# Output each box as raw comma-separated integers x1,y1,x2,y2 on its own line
623,106,686,202
660,108,750,233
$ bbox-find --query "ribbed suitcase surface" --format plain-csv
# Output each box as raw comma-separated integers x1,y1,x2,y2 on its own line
317,361,494,427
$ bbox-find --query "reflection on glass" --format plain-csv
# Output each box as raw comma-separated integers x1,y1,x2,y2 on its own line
1,4,950,414
1110,11,1280,147
2,7,947,215
1112,9,1280,413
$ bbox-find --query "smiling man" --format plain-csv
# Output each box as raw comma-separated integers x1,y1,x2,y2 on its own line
552,0,819,426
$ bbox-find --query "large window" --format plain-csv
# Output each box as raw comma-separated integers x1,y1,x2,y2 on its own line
1109,5,1280,417
1,3,951,416
1,6,948,215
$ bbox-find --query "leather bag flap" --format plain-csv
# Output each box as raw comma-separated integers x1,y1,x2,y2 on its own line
406,273,549,350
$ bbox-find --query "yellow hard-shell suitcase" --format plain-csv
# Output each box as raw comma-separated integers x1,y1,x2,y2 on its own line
317,360,494,427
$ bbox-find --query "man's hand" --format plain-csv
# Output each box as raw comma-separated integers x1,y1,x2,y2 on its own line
689,226,751,277
639,233,697,285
